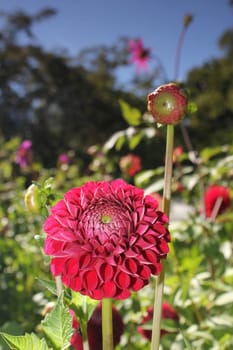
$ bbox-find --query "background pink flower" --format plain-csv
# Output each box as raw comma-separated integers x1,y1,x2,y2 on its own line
137,303,179,340
204,185,231,218
58,153,70,165
128,38,151,72
44,179,170,300
70,303,124,350
15,140,32,168
119,153,142,177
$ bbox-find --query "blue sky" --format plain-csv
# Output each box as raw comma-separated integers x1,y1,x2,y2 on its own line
0,0,232,82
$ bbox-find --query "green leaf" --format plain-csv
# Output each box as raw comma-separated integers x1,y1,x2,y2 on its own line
128,132,143,150
215,291,233,306
41,294,73,350
36,277,58,296
0,322,24,350
0,332,51,350
70,292,98,340
119,99,141,126
187,101,198,114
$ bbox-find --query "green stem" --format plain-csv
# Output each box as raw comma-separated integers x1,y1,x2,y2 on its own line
83,341,89,350
55,275,63,296
102,298,113,350
150,124,174,350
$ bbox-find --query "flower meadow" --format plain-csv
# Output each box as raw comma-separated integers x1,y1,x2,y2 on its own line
0,81,233,350
0,10,233,350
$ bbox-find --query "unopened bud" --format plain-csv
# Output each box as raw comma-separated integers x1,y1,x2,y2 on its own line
147,83,188,125
24,184,41,214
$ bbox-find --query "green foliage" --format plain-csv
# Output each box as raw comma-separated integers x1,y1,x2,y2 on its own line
69,292,99,341
0,333,51,350
41,294,73,350
119,99,142,126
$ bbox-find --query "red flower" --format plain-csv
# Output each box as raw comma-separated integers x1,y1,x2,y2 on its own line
128,38,151,72
172,146,183,163
204,185,231,218
70,303,124,350
119,154,142,177
44,180,170,300
137,303,179,340
147,83,187,125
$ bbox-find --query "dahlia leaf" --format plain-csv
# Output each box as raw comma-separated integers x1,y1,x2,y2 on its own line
115,134,126,151
0,332,51,350
41,294,73,350
119,99,142,126
36,277,58,296
129,132,143,150
71,291,99,322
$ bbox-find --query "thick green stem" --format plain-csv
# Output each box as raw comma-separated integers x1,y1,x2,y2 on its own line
102,298,113,350
150,124,174,350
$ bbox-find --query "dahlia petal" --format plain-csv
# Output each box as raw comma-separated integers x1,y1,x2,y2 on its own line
103,281,117,297
116,271,131,289
138,265,152,279
64,199,79,218
51,257,65,275
79,254,92,268
91,289,104,300
65,258,79,276
84,270,99,291
137,223,149,235
159,239,169,254
152,222,168,236
125,247,139,257
144,250,158,264
115,289,131,300
99,263,114,282
63,275,82,291
132,277,147,291
44,237,65,255
136,236,155,249
125,258,138,274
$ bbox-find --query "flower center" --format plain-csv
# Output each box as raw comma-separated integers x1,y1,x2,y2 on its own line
81,200,130,248
101,214,112,224
154,92,176,115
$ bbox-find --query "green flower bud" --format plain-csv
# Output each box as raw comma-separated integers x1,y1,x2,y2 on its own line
24,184,41,214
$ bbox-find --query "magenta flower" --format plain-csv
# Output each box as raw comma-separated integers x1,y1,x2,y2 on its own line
58,153,70,165
204,185,231,218
44,180,170,300
15,140,32,168
128,38,151,72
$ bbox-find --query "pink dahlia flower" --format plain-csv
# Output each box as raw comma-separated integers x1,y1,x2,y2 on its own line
128,38,151,72
204,185,231,218
137,303,179,340
44,180,170,300
15,140,32,168
70,303,124,350
119,154,142,177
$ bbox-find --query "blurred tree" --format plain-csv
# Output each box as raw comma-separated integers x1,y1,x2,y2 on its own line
185,27,233,150
0,9,144,167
